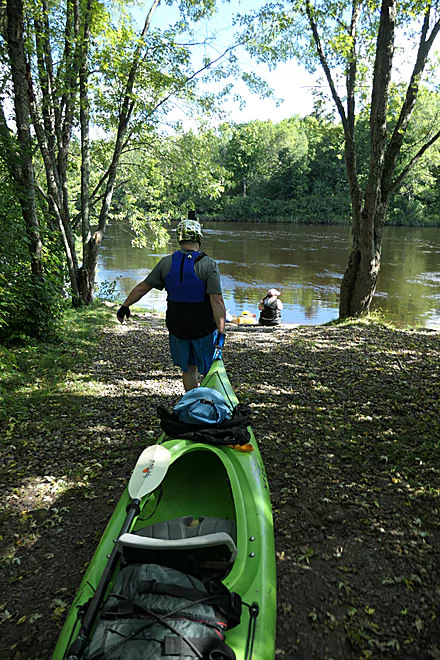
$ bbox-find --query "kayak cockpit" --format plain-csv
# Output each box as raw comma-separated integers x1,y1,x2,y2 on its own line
128,447,238,579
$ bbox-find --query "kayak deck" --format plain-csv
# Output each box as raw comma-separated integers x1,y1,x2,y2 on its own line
53,360,276,660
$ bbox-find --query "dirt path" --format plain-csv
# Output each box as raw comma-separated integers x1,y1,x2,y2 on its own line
1,317,439,659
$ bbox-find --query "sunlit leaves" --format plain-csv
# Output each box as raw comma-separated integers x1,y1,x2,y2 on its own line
4,0,265,309
168,0,218,23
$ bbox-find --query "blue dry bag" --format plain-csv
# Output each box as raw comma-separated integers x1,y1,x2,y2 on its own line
173,387,232,425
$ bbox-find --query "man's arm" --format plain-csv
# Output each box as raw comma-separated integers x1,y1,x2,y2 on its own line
117,281,153,322
123,281,153,307
209,293,226,334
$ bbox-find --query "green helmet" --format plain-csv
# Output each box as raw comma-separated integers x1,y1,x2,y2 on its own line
176,219,203,243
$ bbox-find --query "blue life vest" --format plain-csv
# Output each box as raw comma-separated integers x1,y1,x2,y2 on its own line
165,251,206,303
164,251,216,339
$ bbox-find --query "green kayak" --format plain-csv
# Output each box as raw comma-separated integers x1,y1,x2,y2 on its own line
53,359,276,660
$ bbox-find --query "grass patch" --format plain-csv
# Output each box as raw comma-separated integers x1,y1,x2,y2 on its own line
324,310,397,330
0,304,113,422
324,309,427,331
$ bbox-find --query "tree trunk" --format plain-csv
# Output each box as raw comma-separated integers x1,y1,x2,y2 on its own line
77,231,103,304
6,0,43,279
77,0,93,306
75,0,161,304
339,209,385,318
339,0,395,319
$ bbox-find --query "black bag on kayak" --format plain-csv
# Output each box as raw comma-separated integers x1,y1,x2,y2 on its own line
83,563,240,660
157,403,252,446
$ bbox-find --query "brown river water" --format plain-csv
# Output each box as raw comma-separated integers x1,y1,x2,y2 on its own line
97,222,440,329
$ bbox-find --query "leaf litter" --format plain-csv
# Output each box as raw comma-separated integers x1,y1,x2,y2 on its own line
0,314,439,659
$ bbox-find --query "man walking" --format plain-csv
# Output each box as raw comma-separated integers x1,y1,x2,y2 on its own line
117,214,226,391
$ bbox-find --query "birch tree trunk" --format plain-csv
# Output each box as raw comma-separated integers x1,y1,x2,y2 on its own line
6,0,43,279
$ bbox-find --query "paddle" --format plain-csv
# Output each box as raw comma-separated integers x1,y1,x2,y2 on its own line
128,444,171,499
67,444,171,660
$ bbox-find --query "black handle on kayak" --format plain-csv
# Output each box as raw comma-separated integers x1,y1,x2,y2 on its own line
66,500,140,659
244,601,259,660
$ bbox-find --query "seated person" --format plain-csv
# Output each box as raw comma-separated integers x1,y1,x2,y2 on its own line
258,288,283,326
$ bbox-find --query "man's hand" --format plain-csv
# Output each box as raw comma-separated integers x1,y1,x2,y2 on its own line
117,305,131,323
215,332,225,349
213,331,225,361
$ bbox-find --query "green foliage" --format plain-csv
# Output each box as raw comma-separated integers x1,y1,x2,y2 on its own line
386,88,440,225
0,344,18,397
0,161,65,343
221,120,281,196
1,0,438,327
234,0,440,235
193,114,351,223
0,270,65,344
95,276,121,302
104,105,439,227
4,0,267,309
109,126,229,245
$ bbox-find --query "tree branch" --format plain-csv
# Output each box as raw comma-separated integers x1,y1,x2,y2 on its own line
305,0,349,135
94,40,240,209
363,0,396,228
346,1,361,136
305,0,362,226
33,0,57,152
383,7,440,194
391,127,440,193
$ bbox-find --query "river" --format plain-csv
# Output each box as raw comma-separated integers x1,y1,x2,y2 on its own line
97,222,440,329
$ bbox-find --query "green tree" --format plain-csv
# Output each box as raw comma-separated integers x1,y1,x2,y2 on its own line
265,117,309,202
1,0,248,306
387,88,440,226
296,114,349,222
0,153,64,341
208,115,349,222
0,0,65,340
110,126,229,245
217,118,310,219
222,120,277,197
240,0,440,317
2,0,42,282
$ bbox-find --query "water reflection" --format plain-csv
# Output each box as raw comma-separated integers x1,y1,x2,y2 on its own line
97,222,440,329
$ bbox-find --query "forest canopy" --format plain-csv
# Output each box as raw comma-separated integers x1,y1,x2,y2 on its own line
146,109,440,226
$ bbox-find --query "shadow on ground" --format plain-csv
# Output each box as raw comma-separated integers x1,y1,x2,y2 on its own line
1,320,439,659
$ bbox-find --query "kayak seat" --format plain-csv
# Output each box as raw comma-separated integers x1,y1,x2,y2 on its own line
118,516,237,575
135,515,236,543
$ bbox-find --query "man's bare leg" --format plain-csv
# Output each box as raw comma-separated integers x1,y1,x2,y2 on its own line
182,365,198,392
